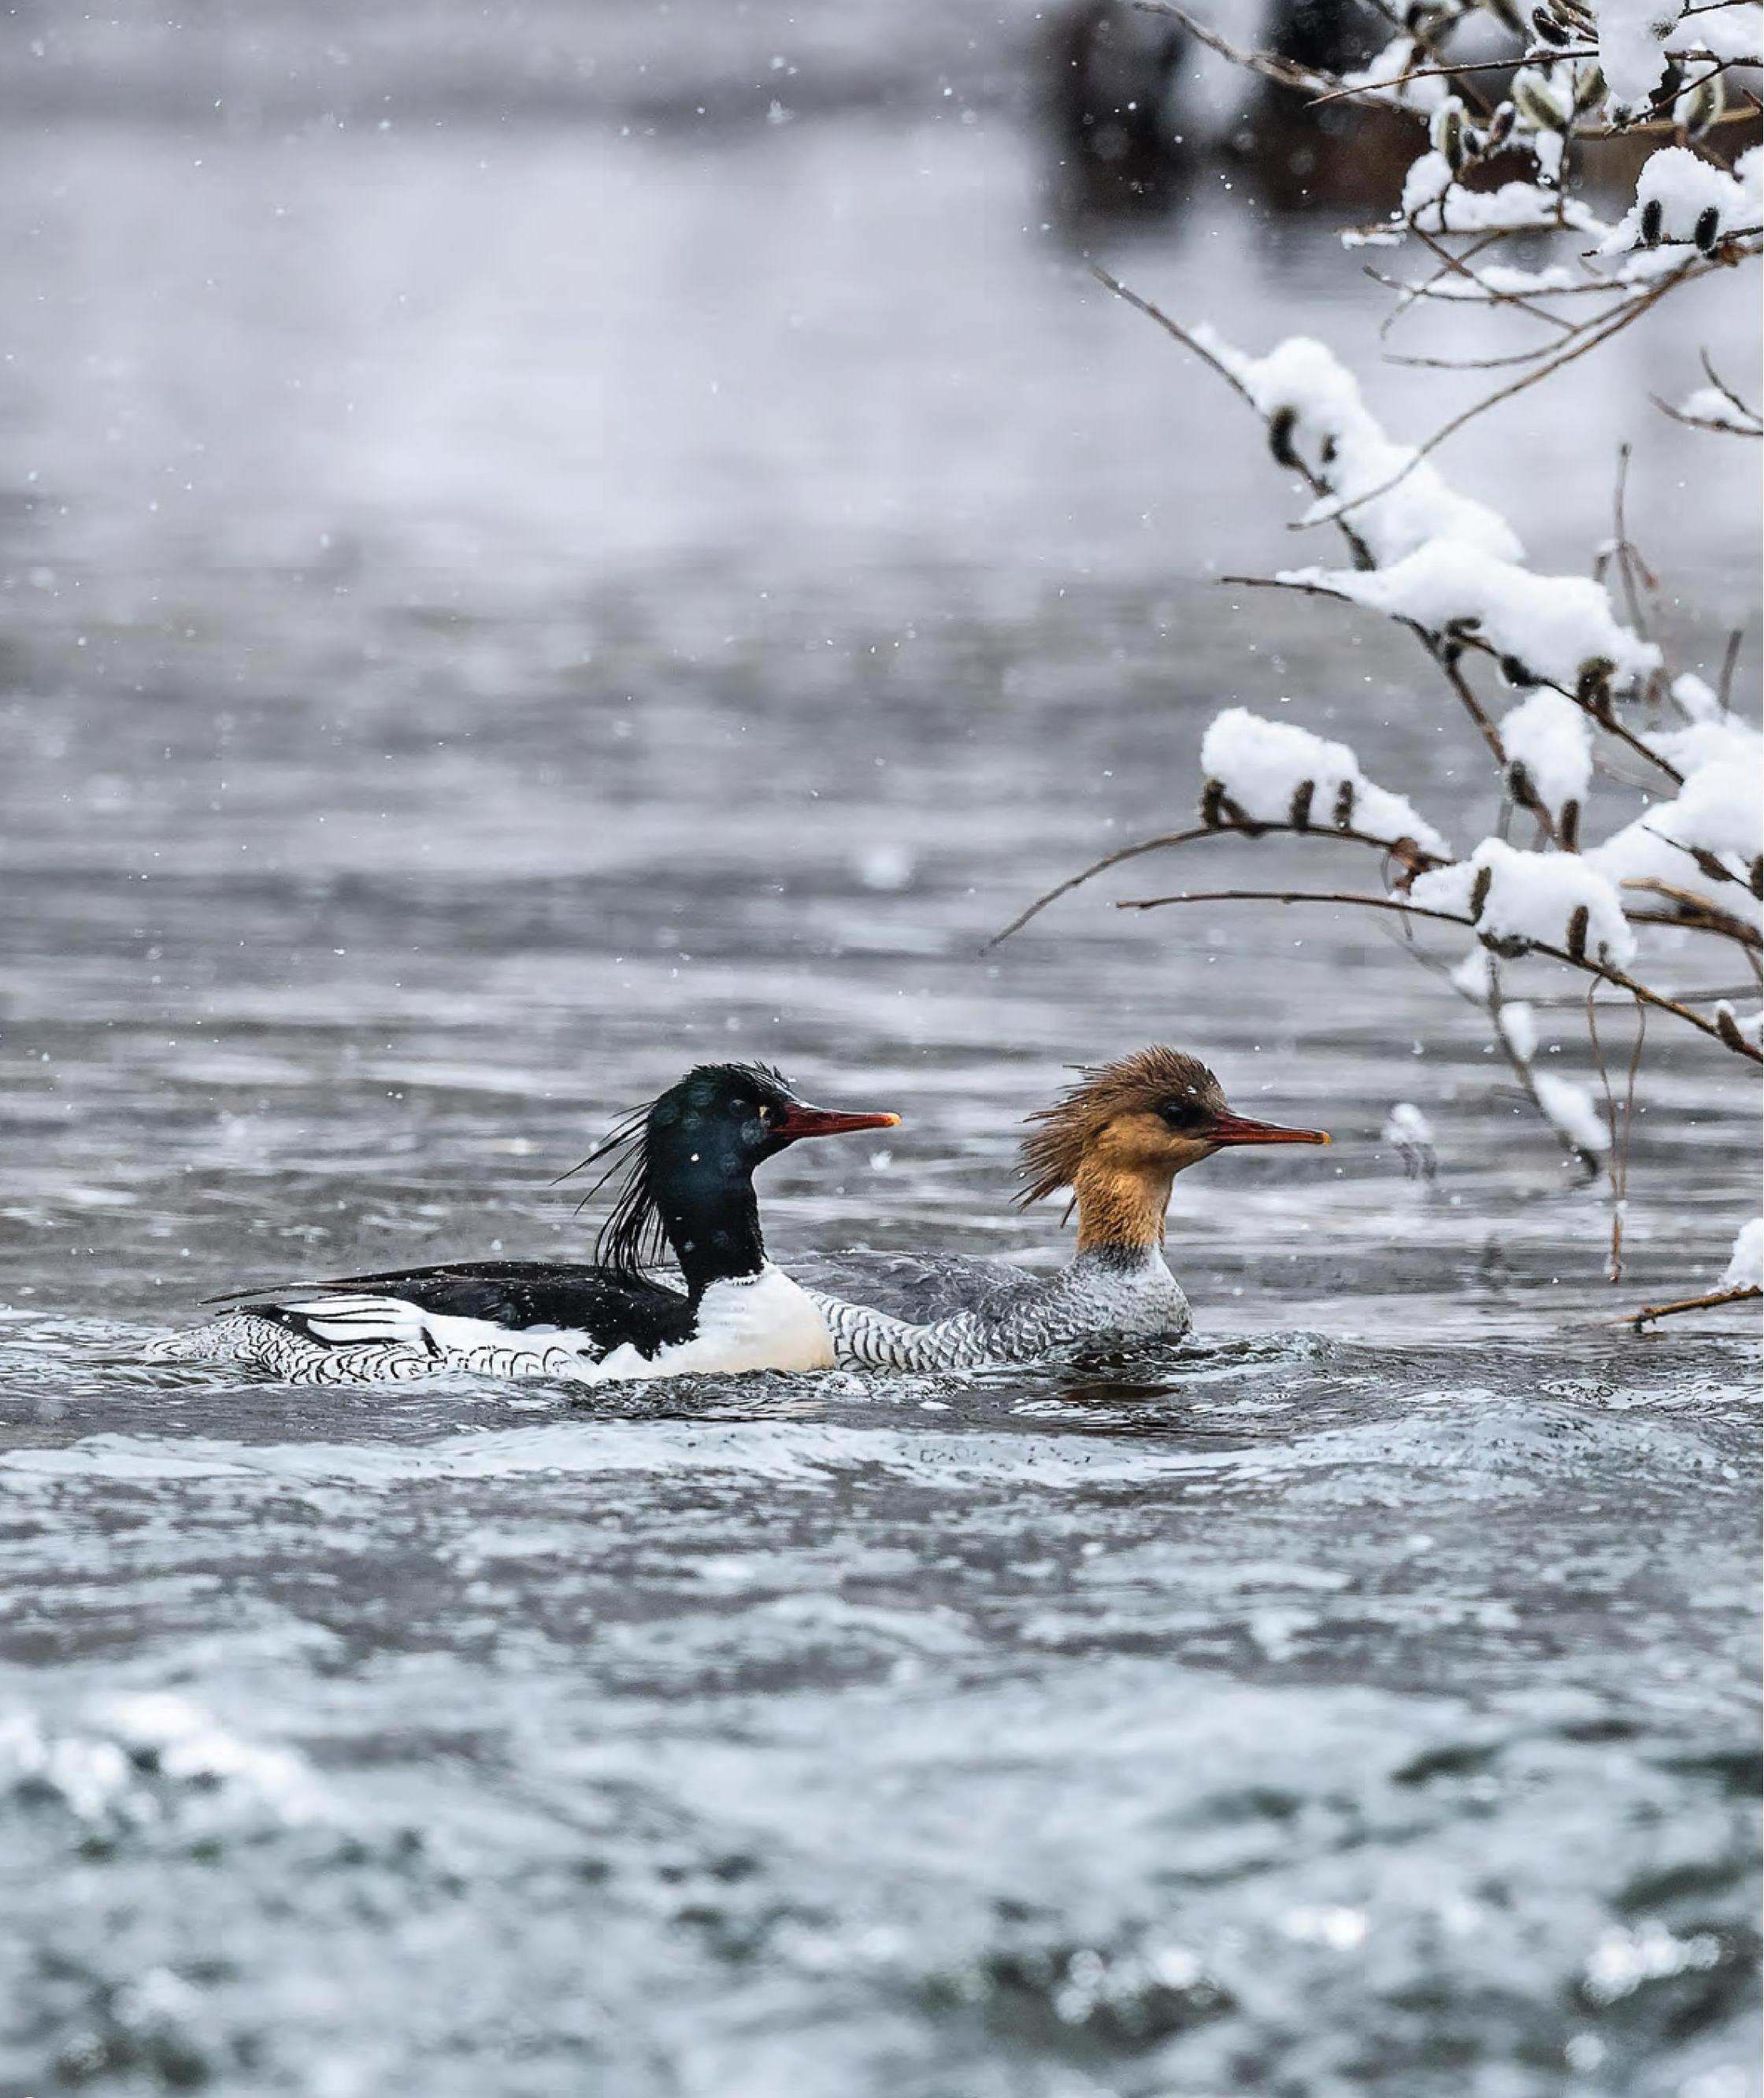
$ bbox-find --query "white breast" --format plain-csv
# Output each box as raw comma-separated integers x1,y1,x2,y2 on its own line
584,1265,836,1385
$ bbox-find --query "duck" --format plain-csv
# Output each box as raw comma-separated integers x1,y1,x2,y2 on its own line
791,1046,1328,1370
155,1062,899,1385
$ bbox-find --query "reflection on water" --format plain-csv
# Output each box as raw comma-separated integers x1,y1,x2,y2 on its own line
0,20,1758,2096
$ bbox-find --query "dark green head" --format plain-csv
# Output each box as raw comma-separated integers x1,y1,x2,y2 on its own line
584,1062,899,1295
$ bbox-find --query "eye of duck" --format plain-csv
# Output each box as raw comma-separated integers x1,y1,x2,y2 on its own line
1158,1096,1206,1131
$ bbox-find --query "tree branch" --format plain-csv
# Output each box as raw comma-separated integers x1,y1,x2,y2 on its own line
1630,1284,1762,1328
1620,877,1763,948
1088,265,1380,572
1129,0,1337,92
1219,570,1684,791
1110,887,1764,1059
1307,262,1698,532
986,817,1446,950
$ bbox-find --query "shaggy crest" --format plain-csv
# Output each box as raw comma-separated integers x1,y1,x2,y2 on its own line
563,1062,794,1281
1017,1046,1225,1206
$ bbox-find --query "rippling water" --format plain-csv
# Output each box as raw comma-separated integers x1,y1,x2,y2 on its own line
2,11,1760,2093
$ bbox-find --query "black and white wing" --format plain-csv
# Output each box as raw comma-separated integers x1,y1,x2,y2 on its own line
155,1260,694,1383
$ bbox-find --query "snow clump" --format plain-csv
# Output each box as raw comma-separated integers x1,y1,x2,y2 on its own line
1532,1072,1611,1156
1672,385,1762,435
1601,146,1763,253
1340,35,1452,113
1497,1001,1539,1063
1400,154,1607,236
1200,708,1450,855
1588,714,1764,898
1718,1218,1764,1292
1597,0,1682,114
1407,839,1639,966
1498,689,1592,817
1382,1102,1438,1178
1283,542,1662,692
1670,673,1723,724
1191,331,1523,568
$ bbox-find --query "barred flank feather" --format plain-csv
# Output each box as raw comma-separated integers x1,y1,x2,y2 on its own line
806,1247,1192,1371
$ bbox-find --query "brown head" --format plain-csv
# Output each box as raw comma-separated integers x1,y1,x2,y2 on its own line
1018,1046,1329,1253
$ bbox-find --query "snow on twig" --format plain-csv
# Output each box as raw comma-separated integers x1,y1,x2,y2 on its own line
1002,0,1762,1302
1631,1218,1764,1323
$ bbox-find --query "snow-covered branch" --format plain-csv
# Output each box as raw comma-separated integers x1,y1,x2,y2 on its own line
1631,1216,1764,1322
1006,0,1760,1294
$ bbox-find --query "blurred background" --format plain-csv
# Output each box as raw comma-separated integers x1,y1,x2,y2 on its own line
2,0,1758,1299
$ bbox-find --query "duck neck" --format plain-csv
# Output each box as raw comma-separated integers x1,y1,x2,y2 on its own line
660,1183,768,1303
1070,1158,1174,1261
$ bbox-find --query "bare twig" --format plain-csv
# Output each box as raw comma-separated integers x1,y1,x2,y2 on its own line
1130,0,1338,92
1479,953,1604,1173
1392,227,1536,324
1118,884,1470,923
1655,393,1764,435
1304,51,1579,108
1307,262,1699,531
1382,224,1582,344
1718,624,1746,710
1520,980,1759,1006
1374,269,1653,306
1387,335,1592,372
986,817,1445,951
1606,443,1657,643
1619,877,1763,948
1110,886,1764,1059
1577,102,1763,139
1630,1284,1762,1327
1427,629,1525,784
1088,266,1253,410
1373,243,1739,313
1585,982,1646,1280
1585,978,1617,1255
1619,992,1647,1270
1088,265,1382,569
1701,346,1762,425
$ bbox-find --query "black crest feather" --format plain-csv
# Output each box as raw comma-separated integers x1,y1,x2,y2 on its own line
581,1105,666,1280
561,1062,794,1283
1017,1046,1223,1207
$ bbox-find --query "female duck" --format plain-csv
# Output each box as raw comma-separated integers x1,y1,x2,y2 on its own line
795,1046,1327,1370
161,1062,898,1384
